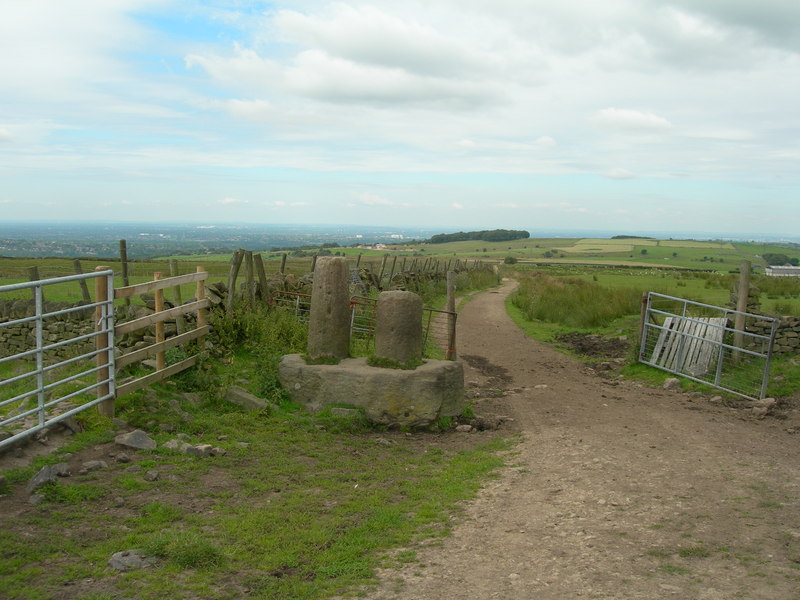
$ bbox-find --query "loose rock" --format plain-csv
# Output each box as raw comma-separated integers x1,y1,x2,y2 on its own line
27,463,71,493
108,549,157,571
114,430,156,450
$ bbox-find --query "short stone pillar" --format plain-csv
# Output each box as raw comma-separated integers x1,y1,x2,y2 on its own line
307,257,350,360
374,291,423,365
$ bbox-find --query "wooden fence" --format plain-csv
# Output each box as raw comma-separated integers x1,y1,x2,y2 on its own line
92,266,210,417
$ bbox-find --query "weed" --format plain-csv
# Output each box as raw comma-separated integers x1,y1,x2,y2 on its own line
678,546,712,558
659,564,691,575
39,481,106,504
144,530,224,569
367,355,424,370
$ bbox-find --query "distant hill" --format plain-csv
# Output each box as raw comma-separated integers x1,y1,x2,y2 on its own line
428,229,530,244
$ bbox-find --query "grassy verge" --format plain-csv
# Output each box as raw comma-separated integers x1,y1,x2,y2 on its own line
1,305,512,600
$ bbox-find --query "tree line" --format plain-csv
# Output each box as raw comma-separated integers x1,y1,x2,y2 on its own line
428,229,530,244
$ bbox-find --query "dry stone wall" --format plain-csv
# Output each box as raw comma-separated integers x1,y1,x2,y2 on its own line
0,300,94,360
747,316,800,355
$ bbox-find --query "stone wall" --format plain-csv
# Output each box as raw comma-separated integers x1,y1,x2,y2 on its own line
0,299,95,360
747,316,800,355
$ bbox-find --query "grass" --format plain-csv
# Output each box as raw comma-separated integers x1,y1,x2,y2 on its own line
1,281,509,600
0,391,512,599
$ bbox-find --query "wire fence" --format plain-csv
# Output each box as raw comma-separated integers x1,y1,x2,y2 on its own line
271,291,456,359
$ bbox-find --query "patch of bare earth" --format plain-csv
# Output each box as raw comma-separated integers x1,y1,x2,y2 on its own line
366,279,800,600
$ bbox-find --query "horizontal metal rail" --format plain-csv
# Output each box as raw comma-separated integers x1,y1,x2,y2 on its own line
0,270,115,450
639,292,778,400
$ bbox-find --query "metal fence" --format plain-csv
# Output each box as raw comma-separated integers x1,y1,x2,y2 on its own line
639,292,778,400
0,271,115,449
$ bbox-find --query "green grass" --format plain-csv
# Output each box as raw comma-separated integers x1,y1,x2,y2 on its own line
1,301,512,600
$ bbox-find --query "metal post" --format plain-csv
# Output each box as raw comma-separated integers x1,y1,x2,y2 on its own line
35,284,44,426
94,266,114,418
446,271,457,360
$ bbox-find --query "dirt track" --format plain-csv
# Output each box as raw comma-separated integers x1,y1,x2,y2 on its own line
367,279,800,600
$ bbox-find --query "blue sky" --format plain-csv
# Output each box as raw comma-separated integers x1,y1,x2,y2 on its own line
1,0,798,238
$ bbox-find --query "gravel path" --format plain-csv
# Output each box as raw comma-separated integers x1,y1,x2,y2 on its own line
367,279,800,600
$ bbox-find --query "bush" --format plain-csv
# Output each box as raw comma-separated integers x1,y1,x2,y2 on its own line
504,256,518,265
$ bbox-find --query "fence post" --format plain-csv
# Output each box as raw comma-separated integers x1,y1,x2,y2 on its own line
245,250,255,306
94,266,114,418
169,260,185,335
119,240,130,307
280,253,287,274
196,266,207,329
378,255,388,287
154,272,165,371
637,291,649,354
356,254,362,268
226,249,244,311
254,254,269,303
446,270,457,360
733,261,751,361
72,259,92,304
25,266,40,301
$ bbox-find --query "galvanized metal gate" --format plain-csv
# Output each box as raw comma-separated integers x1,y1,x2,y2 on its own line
0,270,115,450
639,292,778,400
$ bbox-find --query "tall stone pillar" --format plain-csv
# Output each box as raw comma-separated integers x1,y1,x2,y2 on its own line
374,290,423,365
307,257,351,361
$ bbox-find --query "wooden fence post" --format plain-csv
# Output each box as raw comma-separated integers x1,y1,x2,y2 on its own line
254,254,269,303
733,261,751,361
25,266,40,301
446,271,457,360
154,272,165,371
119,240,130,307
311,254,318,274
245,250,255,306
226,249,244,311
196,266,207,329
280,253,287,274
94,266,114,418
637,292,649,356
388,256,397,286
378,255,388,287
356,254,362,268
72,259,92,304
169,260,185,335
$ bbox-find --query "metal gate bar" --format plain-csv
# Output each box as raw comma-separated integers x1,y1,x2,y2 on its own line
639,292,778,400
0,270,115,450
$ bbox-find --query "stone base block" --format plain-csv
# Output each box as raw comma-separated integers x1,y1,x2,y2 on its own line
278,354,464,428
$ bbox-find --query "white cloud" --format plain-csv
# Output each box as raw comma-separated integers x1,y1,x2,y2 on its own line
594,108,673,131
607,168,635,179
356,192,393,206
0,127,12,142
219,197,246,205
452,202,464,210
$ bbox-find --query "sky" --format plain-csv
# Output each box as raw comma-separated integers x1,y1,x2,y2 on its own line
0,0,798,238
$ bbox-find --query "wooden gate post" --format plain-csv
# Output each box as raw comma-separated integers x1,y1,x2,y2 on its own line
154,272,165,371
94,266,114,418
196,266,207,329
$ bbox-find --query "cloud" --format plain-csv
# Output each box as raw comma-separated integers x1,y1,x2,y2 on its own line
0,128,12,142
451,202,464,210
356,192,393,206
274,5,492,78
594,108,673,131
494,203,519,208
219,197,246,205
606,168,635,179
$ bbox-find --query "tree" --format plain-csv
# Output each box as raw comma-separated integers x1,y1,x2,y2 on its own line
504,256,518,264
640,249,648,255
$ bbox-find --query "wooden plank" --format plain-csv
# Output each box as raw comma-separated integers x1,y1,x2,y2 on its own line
115,271,208,298
116,326,209,369
651,317,673,365
679,318,705,371
116,355,198,398
115,299,209,335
